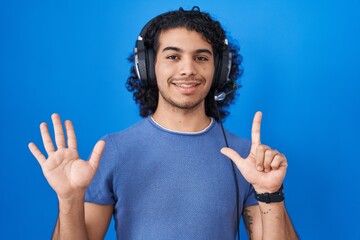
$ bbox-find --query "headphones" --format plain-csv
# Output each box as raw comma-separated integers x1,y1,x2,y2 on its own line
134,13,233,91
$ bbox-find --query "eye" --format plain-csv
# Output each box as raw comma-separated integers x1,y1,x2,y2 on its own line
166,55,179,60
195,56,209,61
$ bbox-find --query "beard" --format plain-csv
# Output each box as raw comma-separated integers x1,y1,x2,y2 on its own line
157,87,206,111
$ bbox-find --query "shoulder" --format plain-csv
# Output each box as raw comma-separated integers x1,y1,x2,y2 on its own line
224,129,250,146
102,117,150,144
93,118,150,172
221,125,251,158
95,118,150,160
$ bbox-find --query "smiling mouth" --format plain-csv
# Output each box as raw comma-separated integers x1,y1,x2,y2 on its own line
173,83,201,88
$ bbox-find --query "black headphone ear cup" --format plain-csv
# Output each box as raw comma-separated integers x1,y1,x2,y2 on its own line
215,47,231,90
212,54,221,89
146,48,156,87
135,17,158,88
135,40,149,86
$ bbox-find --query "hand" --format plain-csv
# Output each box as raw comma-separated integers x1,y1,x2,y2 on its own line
221,111,287,193
28,113,105,200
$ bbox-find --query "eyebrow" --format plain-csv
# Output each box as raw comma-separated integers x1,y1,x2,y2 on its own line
162,46,213,55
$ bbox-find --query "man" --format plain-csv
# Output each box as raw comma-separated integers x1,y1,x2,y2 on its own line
29,7,298,240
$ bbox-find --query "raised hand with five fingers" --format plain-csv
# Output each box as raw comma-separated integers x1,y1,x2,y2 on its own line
28,113,106,200
221,111,287,194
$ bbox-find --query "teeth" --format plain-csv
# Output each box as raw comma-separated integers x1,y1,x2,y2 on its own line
175,83,196,88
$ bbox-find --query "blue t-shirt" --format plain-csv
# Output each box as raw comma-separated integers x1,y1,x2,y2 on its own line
85,117,258,239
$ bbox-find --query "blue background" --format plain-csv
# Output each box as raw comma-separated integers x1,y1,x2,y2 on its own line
1,0,359,239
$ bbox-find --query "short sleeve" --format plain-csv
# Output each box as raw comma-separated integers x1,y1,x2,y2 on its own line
85,135,117,205
243,184,258,207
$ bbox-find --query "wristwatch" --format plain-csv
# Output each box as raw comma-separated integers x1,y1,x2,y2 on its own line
254,185,285,204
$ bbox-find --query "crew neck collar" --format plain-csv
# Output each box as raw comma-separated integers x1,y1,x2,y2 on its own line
148,116,215,135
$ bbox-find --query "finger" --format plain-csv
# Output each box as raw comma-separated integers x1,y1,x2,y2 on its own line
220,147,245,170
88,140,106,171
270,153,288,170
255,144,270,171
264,149,279,172
65,120,77,150
52,113,66,149
28,142,46,166
250,111,262,154
40,122,55,154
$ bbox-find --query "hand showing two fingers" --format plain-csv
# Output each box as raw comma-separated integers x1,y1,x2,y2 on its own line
221,111,287,193
28,113,105,200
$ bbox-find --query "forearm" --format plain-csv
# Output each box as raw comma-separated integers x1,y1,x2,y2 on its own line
52,192,89,240
258,202,298,240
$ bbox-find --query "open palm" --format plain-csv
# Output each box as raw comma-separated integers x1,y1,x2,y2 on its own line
29,114,105,199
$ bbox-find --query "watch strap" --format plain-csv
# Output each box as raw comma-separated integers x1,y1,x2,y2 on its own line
254,185,285,204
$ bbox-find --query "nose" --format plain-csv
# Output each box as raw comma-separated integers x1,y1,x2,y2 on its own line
179,57,197,76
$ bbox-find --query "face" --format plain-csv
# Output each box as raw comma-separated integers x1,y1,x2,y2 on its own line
154,28,215,111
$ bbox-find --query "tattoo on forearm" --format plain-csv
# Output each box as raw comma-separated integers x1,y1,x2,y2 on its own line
243,209,253,238
260,208,272,214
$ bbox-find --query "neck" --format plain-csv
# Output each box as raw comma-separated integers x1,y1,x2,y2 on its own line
152,99,211,132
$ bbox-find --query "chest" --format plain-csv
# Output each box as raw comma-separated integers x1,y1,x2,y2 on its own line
115,137,239,214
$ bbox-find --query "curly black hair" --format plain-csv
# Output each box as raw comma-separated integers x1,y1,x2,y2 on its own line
126,7,243,121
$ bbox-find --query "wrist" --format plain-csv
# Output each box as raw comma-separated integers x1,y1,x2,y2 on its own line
57,188,86,201
57,191,86,214
254,184,285,204
253,184,281,194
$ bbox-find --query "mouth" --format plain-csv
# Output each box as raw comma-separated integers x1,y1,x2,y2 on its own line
170,80,203,94
169,78,205,95
172,82,201,88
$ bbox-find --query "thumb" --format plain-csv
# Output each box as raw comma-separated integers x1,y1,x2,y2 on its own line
220,147,245,171
88,140,106,170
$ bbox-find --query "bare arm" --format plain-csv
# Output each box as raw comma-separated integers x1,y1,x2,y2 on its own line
243,204,298,240
52,193,88,240
84,203,114,239
28,113,107,240
242,205,262,240
52,202,113,240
